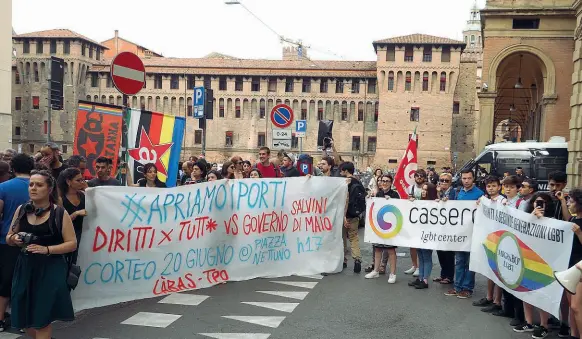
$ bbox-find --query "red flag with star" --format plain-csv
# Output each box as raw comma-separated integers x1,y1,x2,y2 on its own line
73,101,123,178
125,108,185,187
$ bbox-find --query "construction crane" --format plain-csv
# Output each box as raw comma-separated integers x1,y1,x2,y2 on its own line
225,0,314,58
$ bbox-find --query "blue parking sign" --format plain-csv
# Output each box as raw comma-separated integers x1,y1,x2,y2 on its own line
193,87,205,119
296,120,307,137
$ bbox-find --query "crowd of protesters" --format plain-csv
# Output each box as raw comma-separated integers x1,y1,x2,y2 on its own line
0,141,580,339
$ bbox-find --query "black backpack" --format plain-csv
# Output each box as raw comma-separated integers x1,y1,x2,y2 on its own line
347,180,367,218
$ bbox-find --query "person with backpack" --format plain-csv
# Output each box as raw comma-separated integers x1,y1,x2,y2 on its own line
5,170,77,339
339,162,365,273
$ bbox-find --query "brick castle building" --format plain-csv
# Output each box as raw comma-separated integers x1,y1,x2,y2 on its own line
9,11,482,169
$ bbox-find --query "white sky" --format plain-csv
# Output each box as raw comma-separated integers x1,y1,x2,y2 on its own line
13,0,486,61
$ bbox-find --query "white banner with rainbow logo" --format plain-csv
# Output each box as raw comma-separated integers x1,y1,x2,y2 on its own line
364,198,476,251
470,198,573,317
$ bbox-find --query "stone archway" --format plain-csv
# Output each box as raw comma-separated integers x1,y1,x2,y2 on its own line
477,44,557,151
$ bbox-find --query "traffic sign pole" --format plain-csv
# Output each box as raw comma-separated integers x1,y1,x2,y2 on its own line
110,52,145,186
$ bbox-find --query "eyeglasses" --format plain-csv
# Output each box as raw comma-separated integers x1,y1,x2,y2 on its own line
439,179,450,183
414,174,425,178
381,180,392,184
229,166,235,169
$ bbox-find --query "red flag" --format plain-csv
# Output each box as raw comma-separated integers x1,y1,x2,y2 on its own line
394,129,418,199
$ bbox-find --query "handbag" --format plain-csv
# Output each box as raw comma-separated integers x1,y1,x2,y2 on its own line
50,206,81,290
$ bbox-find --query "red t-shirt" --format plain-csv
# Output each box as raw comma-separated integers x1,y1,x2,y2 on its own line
256,163,279,178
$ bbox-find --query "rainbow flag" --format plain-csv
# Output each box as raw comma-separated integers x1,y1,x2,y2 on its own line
483,230,555,292
125,108,185,187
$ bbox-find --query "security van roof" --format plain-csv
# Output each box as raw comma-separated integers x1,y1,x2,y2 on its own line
483,136,567,151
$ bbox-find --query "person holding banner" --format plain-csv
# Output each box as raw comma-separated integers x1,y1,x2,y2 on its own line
57,168,87,265
365,174,399,283
434,173,456,285
128,163,167,188
411,183,438,289
6,170,77,339
474,176,504,315
514,192,566,337
185,161,207,185
445,169,483,299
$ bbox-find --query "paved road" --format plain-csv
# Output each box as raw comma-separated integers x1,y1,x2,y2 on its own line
0,228,561,339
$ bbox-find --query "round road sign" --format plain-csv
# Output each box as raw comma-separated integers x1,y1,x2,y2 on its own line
270,104,294,129
110,52,145,96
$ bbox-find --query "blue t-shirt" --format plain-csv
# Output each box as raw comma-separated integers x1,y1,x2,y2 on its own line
0,177,30,244
457,185,484,201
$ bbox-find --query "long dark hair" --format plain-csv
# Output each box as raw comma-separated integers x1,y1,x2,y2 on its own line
57,167,81,198
30,169,59,204
143,163,164,186
569,188,582,215
222,161,234,179
422,183,438,200
524,192,555,216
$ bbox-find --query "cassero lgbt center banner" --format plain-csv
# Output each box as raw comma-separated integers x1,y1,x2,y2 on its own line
73,101,123,177
364,198,476,251
469,198,573,317
72,177,347,311
125,108,185,187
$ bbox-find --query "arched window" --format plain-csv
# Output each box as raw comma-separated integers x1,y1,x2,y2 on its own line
235,99,241,118
405,72,412,91
440,72,447,92
422,72,429,92
216,98,224,118
388,71,394,91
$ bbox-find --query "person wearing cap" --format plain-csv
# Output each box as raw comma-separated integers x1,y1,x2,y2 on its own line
39,143,67,180
280,153,300,177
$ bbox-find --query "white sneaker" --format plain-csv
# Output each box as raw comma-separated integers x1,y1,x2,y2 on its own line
388,274,397,284
413,268,420,277
365,271,380,279
404,266,416,275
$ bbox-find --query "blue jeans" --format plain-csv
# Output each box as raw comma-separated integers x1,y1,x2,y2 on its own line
417,249,433,281
454,252,475,293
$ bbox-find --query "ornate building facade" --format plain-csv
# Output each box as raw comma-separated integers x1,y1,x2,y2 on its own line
10,25,479,169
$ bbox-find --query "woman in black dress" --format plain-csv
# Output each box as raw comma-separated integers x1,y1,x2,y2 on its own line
57,168,87,264
5,170,76,339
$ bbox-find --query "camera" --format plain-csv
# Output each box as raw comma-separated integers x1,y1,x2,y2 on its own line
18,232,38,245
323,137,332,149
535,200,545,209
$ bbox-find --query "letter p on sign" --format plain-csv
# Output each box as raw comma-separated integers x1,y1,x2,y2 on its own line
296,120,307,137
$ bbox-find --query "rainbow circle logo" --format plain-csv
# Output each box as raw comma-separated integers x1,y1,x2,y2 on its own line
483,230,555,292
368,202,404,239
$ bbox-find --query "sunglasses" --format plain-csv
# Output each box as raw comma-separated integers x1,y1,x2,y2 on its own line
381,180,392,184
439,179,451,183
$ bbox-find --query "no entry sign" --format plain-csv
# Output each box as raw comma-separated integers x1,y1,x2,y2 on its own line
270,104,294,129
110,52,145,96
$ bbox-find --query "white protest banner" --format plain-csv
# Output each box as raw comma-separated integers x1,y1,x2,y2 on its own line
72,177,347,311
364,198,476,251
469,198,573,317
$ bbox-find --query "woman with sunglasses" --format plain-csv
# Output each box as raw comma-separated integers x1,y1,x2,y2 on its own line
221,161,236,180
434,173,456,284
365,174,399,283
